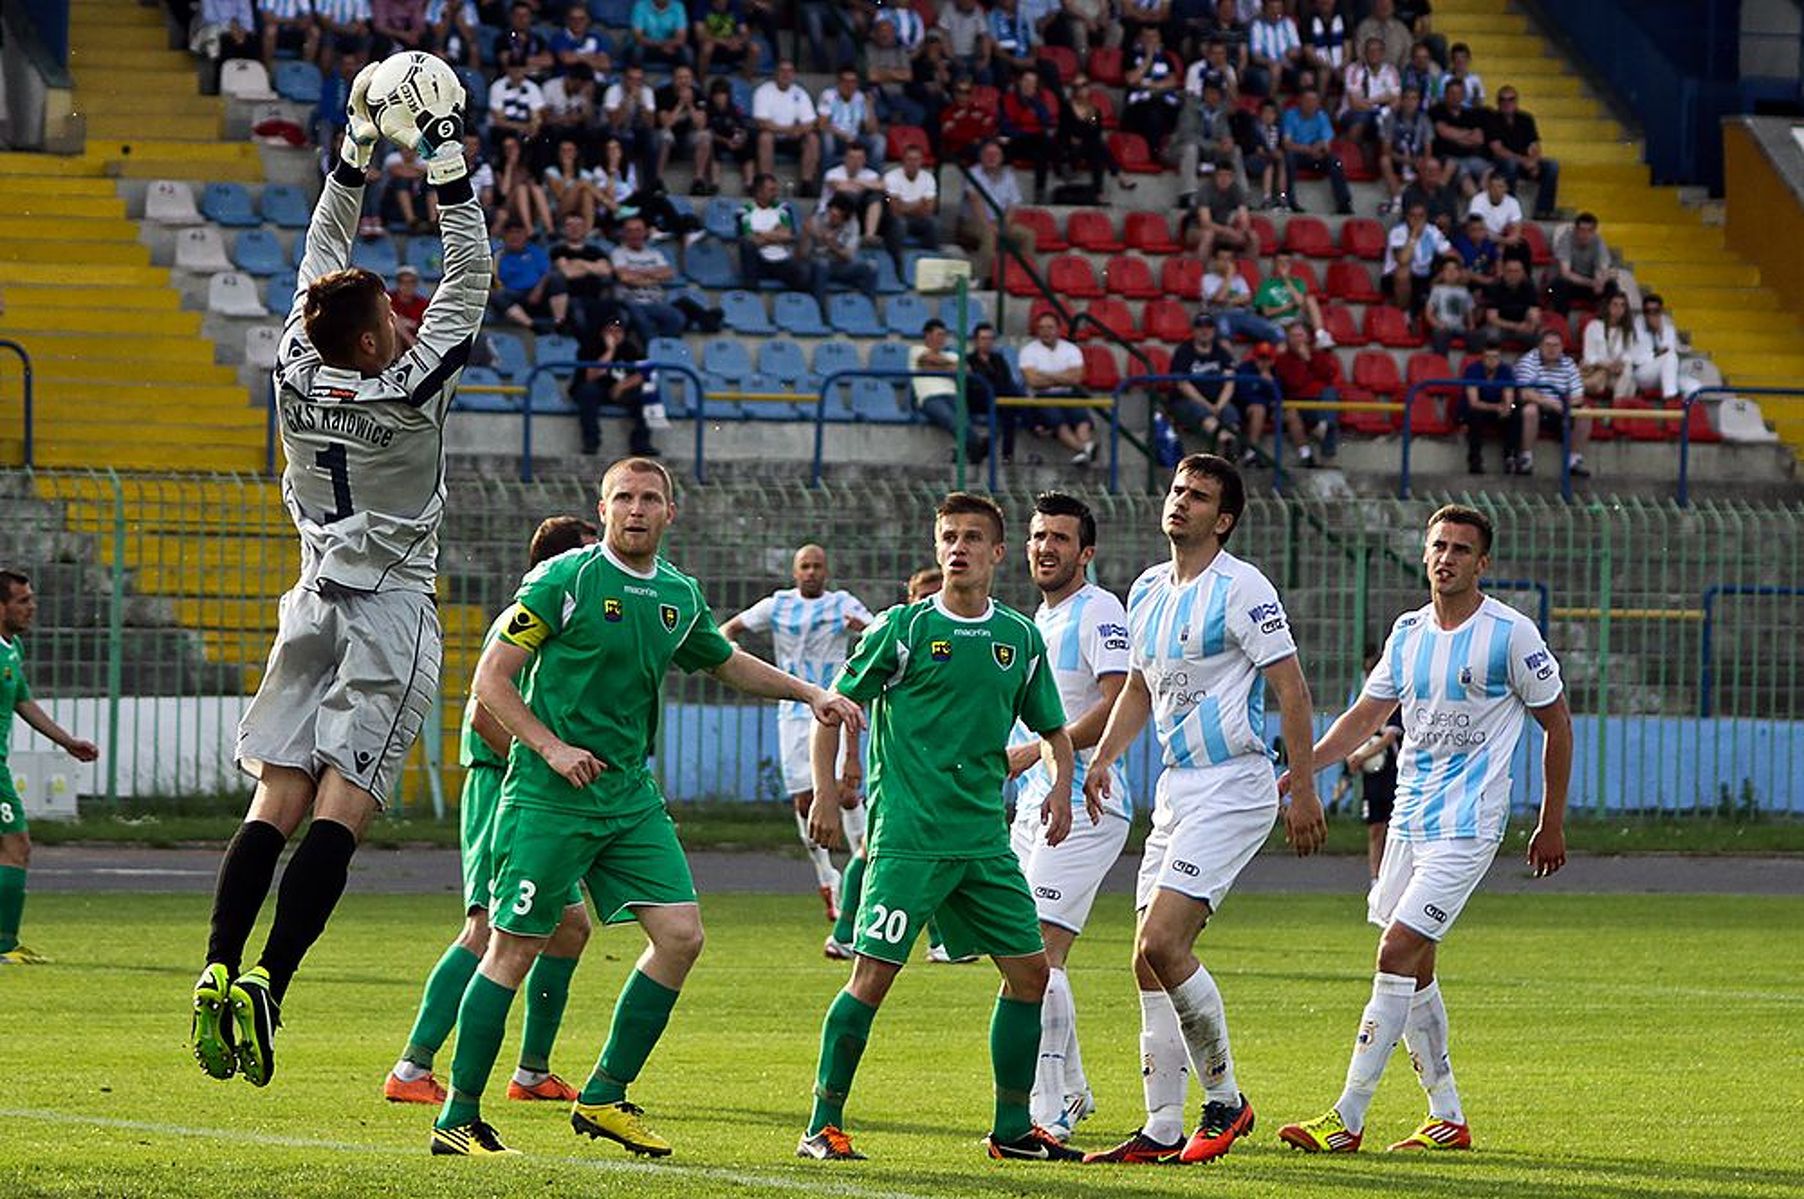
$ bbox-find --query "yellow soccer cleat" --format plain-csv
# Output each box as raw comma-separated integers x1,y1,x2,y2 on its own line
1277,1108,1363,1154
1388,1117,1472,1152
0,945,51,965
430,1119,520,1157
571,1100,672,1157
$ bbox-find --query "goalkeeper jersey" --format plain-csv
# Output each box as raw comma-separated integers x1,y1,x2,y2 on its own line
274,164,491,595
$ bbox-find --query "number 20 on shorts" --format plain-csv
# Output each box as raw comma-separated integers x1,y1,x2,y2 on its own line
864,903,908,944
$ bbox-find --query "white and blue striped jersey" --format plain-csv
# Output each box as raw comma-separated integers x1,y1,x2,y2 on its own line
734,588,874,720
1128,550,1297,771
1363,595,1562,843
1010,582,1133,818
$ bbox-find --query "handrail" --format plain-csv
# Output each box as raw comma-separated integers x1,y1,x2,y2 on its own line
0,339,34,468
1681,386,1804,508
1482,577,1552,633
810,368,996,487
516,359,708,484
1110,371,1280,492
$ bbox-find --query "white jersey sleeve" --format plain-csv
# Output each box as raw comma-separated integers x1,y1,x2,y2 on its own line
735,594,777,633
1225,569,1297,669
1363,613,1409,702
1508,617,1563,708
841,591,875,628
1079,590,1131,678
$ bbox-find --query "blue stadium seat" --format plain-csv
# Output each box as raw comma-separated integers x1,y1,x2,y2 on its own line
202,182,259,227
682,238,737,289
757,339,809,389
827,292,883,337
528,373,575,413
863,249,906,294
701,338,752,383
811,339,861,385
350,235,399,278
232,229,285,277
866,340,913,378
646,336,695,372
849,377,910,423
653,241,682,284
589,0,634,25
774,292,830,336
265,269,298,313
703,198,743,241
455,366,517,412
535,334,581,376
273,61,323,104
720,289,773,334
740,373,802,420
900,248,935,287
404,236,444,281
699,373,747,420
643,337,695,415
884,293,932,338
260,184,310,229
728,76,754,115
484,330,531,379
938,294,987,333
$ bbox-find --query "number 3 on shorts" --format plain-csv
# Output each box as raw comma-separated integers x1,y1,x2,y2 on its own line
512,879,537,916
864,903,908,944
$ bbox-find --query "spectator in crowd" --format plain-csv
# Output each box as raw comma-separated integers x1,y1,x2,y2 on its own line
259,0,320,68
1168,313,1242,456
1513,325,1590,477
1341,35,1401,142
1255,248,1329,342
817,68,885,169
314,0,371,73
738,171,816,290
1399,37,1440,100
1123,25,1185,151
1400,152,1461,234
704,78,757,190
1467,169,1531,265
911,26,959,128
552,4,611,74
819,143,886,243
1634,292,1696,401
1482,255,1541,345
1355,0,1412,67
498,1,551,72
1063,75,1131,195
312,47,363,154
1486,86,1558,219
1581,290,1641,403
1459,334,1525,474
370,0,427,58
911,318,988,461
1202,245,1284,342
694,0,754,77
603,64,659,181
492,133,554,236
1549,212,1619,313
1055,0,1119,60
542,63,601,158
1184,161,1256,260
611,214,688,340
938,0,994,80
957,139,1037,283
1000,67,1061,204
192,0,258,68
1174,76,1245,195
806,195,877,297
1272,320,1341,467
490,219,571,331
426,0,480,69
1233,338,1281,465
754,60,822,195
388,264,429,349
988,0,1039,79
1437,41,1485,106
1451,210,1501,286
799,0,861,71
652,65,715,194
941,76,998,163
1281,87,1353,214
1395,0,1442,57
1245,0,1302,97
881,143,940,270
631,0,691,68
591,135,666,239
550,211,620,333
1121,0,1175,45
1428,77,1488,194
1018,312,1101,466
461,131,496,210
1423,253,1476,354
379,143,431,233
488,51,545,154
1300,0,1349,74
1377,84,1432,214
866,19,922,126
964,321,1017,462
875,0,928,49
572,314,660,458
1238,96,1288,211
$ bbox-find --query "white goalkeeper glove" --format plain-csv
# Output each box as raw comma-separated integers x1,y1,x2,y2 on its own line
425,138,469,185
340,60,382,172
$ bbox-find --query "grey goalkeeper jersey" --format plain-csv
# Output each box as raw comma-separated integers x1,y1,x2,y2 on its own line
274,166,491,595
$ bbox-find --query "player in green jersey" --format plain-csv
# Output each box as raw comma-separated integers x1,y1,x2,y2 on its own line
798,493,1094,1164
0,570,100,966
384,515,599,1107
429,458,865,1159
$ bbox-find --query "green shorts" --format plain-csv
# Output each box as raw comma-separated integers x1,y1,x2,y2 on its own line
854,852,1044,965
0,770,24,837
460,763,585,915
488,779,695,938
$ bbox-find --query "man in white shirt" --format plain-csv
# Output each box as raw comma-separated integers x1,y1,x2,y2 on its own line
1018,313,1098,466
1465,170,1522,242
1382,200,1451,314
1340,35,1400,141
754,59,822,195
602,64,657,175
1633,292,1696,401
880,143,938,272
817,143,884,242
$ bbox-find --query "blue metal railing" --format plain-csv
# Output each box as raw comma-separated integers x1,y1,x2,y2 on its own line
1680,386,1804,508
518,359,708,484
0,339,34,468
1698,585,1804,717
808,368,997,488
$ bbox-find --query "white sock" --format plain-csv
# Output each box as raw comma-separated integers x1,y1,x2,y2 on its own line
1031,967,1074,1127
1064,990,1090,1098
1335,971,1416,1133
1403,980,1464,1124
794,810,837,888
841,801,867,849
1167,965,1239,1105
1139,990,1189,1144
512,1067,549,1087
393,1058,430,1081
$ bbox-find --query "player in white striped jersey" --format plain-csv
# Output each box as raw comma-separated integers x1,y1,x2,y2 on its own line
722,545,872,919
1083,454,1325,1167
1278,504,1570,1156
1004,493,1131,1142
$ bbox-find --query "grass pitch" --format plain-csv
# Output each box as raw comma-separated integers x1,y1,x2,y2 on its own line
1,889,1799,1198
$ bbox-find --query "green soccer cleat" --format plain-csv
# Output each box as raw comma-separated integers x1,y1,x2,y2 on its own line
229,967,280,1088
431,1119,520,1157
191,963,236,1080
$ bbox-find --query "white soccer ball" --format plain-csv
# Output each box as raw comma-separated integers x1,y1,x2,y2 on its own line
1359,733,1388,774
367,51,466,156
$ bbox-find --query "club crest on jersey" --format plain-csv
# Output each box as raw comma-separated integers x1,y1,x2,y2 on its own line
992,643,1016,670
930,639,952,661
1458,666,1474,687
660,603,679,632
603,598,624,622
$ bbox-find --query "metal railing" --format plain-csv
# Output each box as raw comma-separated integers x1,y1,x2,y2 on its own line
808,367,996,487
1,339,35,468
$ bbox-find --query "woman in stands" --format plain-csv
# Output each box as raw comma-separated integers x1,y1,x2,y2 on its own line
1058,76,1133,197
1580,291,1640,403
542,138,602,229
493,133,556,238
592,136,705,244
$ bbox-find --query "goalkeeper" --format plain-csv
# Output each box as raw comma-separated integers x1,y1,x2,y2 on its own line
190,60,490,1092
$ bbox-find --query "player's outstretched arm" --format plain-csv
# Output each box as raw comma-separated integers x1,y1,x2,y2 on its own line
709,648,866,733
293,60,383,304
1264,655,1326,857
1296,694,1399,789
472,636,603,788
807,720,844,849
15,700,99,762
1527,694,1572,877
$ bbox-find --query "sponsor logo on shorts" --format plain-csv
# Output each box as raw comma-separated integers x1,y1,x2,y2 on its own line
992,643,1016,670
660,603,679,632
1171,859,1200,877
603,597,624,622
1423,902,1448,923
930,639,952,661
1034,885,1062,901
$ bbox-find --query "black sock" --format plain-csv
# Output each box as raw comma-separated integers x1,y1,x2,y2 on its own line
256,819,359,1005
205,820,288,976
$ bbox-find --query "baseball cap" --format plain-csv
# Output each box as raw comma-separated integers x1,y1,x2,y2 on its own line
1192,312,1216,328
1251,341,1278,360
396,264,420,279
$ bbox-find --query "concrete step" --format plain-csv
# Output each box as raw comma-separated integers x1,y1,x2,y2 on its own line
76,91,219,118
0,262,170,286
84,139,257,164
1689,328,1804,354
1,306,203,336
109,156,269,184
1606,222,1725,250
0,194,127,219
0,214,141,240
1635,261,1762,288
1538,117,1633,145
30,378,252,406
11,417,265,449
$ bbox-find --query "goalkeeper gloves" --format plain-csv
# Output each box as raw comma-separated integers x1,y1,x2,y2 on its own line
339,60,382,172
425,139,469,186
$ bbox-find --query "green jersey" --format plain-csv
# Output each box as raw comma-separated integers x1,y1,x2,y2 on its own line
459,611,509,769
1253,275,1305,321
0,635,28,765
835,595,1066,860
497,543,734,817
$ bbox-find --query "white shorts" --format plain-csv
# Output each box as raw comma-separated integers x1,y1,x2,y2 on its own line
778,714,812,796
1009,806,1130,935
1368,835,1500,942
1134,756,1279,912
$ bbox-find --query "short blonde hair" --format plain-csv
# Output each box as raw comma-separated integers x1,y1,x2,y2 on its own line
600,456,675,502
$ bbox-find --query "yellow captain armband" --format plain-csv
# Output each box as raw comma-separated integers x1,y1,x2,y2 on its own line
497,603,553,651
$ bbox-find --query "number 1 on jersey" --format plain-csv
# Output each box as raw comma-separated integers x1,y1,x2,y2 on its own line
314,443,355,523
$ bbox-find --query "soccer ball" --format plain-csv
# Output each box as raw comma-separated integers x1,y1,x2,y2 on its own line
367,51,466,156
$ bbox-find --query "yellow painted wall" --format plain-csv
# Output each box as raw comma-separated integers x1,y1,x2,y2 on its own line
1722,122,1804,317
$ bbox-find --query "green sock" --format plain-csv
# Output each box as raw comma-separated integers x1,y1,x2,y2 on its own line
831,856,866,946
809,989,877,1135
580,969,680,1105
0,865,26,955
435,973,517,1130
402,944,480,1069
990,995,1042,1141
518,952,580,1074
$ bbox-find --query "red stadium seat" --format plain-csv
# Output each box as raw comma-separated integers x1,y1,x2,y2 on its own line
1130,345,1174,377
1105,254,1161,298
1522,221,1553,265
1161,255,1204,299
1340,218,1386,261
1289,260,1322,295
1108,132,1164,174
1126,211,1181,254
1082,343,1121,391
1321,304,1363,346
1366,304,1424,348
1334,138,1378,182
1080,297,1142,342
1068,210,1124,252
1235,258,1261,291
1049,254,1105,298
1013,206,1068,251
1090,88,1118,129
1686,399,1722,443
1088,47,1125,85
1003,257,1040,296
884,124,935,167
1249,215,1279,255
1407,351,1457,394
1405,391,1455,435
1353,350,1403,398
1326,260,1381,302
1039,45,1079,84
1142,298,1193,342
1282,216,1338,258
